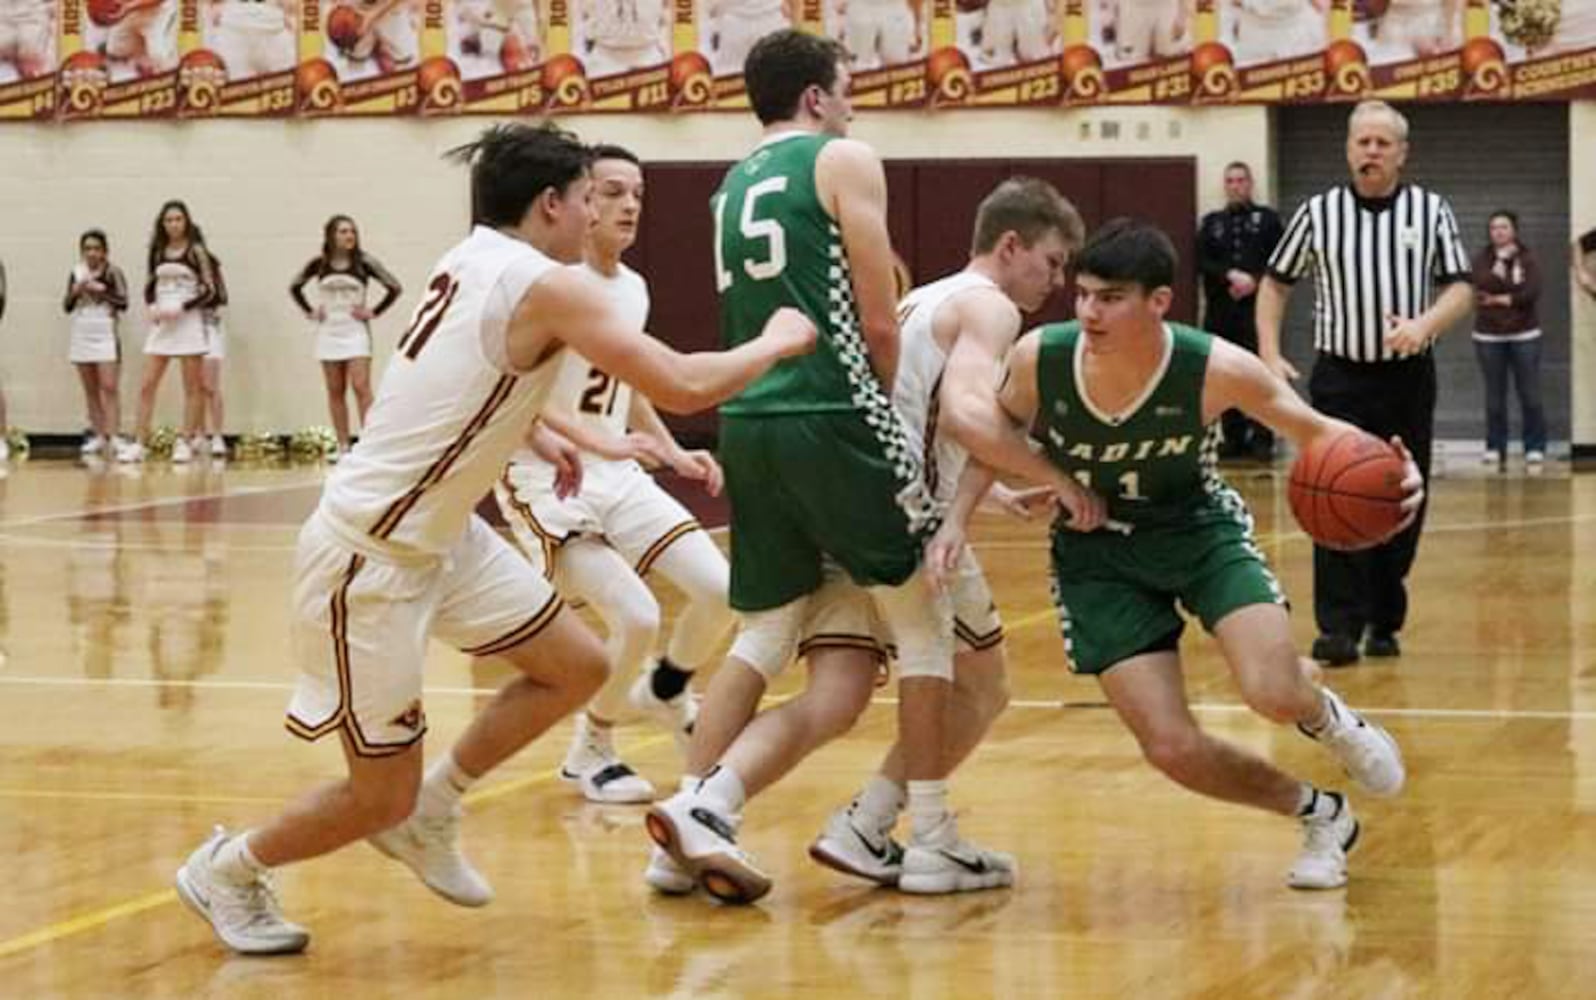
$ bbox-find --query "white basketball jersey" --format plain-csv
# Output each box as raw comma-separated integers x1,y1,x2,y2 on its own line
537,262,648,450
318,226,563,559
894,270,1001,507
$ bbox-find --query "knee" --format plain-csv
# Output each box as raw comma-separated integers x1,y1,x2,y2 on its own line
612,596,662,650
1235,661,1311,725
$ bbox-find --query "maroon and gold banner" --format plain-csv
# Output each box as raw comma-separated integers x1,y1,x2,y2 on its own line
538,0,671,113
59,0,178,118
929,0,1066,106
1090,0,1195,103
414,0,543,113
666,0,790,111
1465,0,1596,98
825,0,931,107
1190,0,1325,101
0,0,58,118
296,0,419,115
177,0,296,116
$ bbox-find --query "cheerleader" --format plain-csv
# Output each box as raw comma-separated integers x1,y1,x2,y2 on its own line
200,252,229,458
63,230,130,457
289,215,401,459
121,200,217,464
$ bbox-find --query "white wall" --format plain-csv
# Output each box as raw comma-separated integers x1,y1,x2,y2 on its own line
1570,102,1596,448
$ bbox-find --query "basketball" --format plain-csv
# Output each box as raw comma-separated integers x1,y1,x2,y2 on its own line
326,5,363,52
1288,429,1410,551
86,0,126,28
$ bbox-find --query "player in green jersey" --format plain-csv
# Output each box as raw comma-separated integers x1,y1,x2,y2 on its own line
645,30,1100,904
966,219,1421,889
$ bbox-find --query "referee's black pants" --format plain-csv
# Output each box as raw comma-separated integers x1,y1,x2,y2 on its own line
1306,352,1436,641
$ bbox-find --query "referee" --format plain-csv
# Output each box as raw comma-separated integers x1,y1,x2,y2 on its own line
1256,100,1472,667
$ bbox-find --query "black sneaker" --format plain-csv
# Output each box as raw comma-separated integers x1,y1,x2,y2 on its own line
1363,632,1401,658
1311,634,1361,667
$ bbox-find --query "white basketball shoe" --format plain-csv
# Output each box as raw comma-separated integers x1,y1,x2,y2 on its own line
646,793,771,905
898,816,1017,895
1288,791,1360,890
560,715,656,804
174,827,310,955
808,806,904,886
1303,688,1406,797
368,806,494,907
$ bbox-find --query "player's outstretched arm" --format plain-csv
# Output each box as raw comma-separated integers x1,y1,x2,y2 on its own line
1254,275,1298,382
817,138,901,389
1206,337,1347,450
516,269,817,414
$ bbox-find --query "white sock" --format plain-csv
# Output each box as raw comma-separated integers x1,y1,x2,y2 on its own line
1301,690,1336,736
213,831,268,885
417,753,477,818
695,765,746,814
1296,784,1341,821
907,779,951,843
853,774,906,829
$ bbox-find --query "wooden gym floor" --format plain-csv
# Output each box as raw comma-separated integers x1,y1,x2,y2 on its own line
0,457,1590,999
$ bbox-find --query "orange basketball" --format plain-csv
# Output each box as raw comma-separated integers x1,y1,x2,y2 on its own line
1288,430,1410,552
326,5,363,52
86,0,126,28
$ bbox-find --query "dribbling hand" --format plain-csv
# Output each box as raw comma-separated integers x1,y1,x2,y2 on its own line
1387,435,1424,535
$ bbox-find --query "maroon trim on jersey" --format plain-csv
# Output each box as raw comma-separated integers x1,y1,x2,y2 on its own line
497,468,567,579
369,374,519,542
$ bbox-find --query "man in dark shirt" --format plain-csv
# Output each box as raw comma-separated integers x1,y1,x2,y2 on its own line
1197,162,1284,459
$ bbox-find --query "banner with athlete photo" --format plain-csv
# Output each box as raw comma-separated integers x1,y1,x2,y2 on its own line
537,0,672,113
1090,0,1196,102
927,0,1066,107
824,0,932,107
1190,0,1330,101
59,0,180,118
1462,0,1596,97
0,0,57,118
176,0,297,115
665,0,788,111
412,0,545,113
296,0,420,115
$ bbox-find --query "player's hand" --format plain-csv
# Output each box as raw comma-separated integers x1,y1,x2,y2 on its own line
673,448,724,498
982,482,1053,521
1054,479,1107,533
622,432,671,467
924,520,965,594
1383,313,1433,358
529,421,584,499
1388,435,1424,525
1262,351,1299,382
352,305,374,321
761,306,818,360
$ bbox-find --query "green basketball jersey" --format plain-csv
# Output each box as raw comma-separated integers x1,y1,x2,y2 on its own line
1035,321,1235,529
713,132,878,417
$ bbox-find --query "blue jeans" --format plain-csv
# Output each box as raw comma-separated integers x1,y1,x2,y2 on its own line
1474,337,1546,454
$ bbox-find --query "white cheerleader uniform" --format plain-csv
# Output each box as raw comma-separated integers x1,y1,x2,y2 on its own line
67,263,123,365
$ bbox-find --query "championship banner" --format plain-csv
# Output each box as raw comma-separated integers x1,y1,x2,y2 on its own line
296,0,421,115
826,0,931,107
177,0,297,116
543,0,672,112
422,0,544,113
666,0,789,111
1465,0,1596,97
928,0,1066,107
1094,0,1195,102
1191,0,1330,101
60,0,180,118
0,0,58,118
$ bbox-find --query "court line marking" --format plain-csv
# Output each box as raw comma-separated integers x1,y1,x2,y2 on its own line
0,478,325,531
1,673,1592,722
0,732,672,962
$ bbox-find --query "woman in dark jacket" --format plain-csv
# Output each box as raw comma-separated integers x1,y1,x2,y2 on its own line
1471,210,1546,470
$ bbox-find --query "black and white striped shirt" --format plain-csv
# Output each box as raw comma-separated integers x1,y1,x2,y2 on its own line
1267,183,1471,362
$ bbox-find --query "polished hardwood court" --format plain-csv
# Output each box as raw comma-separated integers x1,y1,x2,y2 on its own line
0,455,1591,999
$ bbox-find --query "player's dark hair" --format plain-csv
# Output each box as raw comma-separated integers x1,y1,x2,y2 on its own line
971,177,1085,256
744,30,847,125
80,229,108,253
148,199,206,273
447,122,593,229
589,143,640,166
1073,218,1177,292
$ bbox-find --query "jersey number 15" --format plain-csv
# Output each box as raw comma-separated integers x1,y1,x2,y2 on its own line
713,177,789,292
